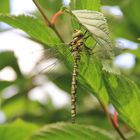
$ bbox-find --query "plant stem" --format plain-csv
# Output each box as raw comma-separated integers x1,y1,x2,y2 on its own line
32,0,64,43
101,102,127,140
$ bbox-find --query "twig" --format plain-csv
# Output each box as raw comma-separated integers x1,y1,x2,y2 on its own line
32,0,64,43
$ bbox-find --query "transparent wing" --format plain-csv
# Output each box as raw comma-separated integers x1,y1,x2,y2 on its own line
22,36,120,77
90,44,121,74
20,42,73,94
29,43,72,77
29,42,120,76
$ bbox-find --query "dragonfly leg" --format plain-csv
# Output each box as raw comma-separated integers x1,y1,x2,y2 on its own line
84,45,92,55
83,30,91,40
83,30,88,36
84,35,90,41
80,45,92,74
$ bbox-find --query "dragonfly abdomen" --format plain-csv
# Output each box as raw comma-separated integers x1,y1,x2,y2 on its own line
71,57,79,123
70,30,85,123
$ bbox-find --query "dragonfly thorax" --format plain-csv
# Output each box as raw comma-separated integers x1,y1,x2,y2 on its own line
70,30,85,60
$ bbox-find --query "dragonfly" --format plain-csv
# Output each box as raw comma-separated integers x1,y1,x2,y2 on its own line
32,0,120,124
29,28,118,124
68,29,92,123
30,29,95,124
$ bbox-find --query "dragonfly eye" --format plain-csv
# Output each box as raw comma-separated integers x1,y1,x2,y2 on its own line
72,30,83,39
77,34,84,39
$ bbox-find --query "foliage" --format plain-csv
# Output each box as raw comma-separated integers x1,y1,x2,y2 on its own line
31,122,114,140
0,0,140,139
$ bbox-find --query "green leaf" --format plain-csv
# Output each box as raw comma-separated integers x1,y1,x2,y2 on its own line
78,57,109,104
31,123,114,140
103,72,140,133
0,14,61,45
0,51,22,77
0,0,10,13
0,119,38,140
70,0,100,11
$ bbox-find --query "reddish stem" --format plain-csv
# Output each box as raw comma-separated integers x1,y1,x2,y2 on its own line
113,110,119,128
51,10,63,25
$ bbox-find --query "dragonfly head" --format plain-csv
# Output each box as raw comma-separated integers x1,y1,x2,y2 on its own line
72,30,84,39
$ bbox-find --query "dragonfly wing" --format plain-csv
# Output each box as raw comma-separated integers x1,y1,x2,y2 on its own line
33,43,70,61
47,43,71,59
32,43,72,75
91,44,120,74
